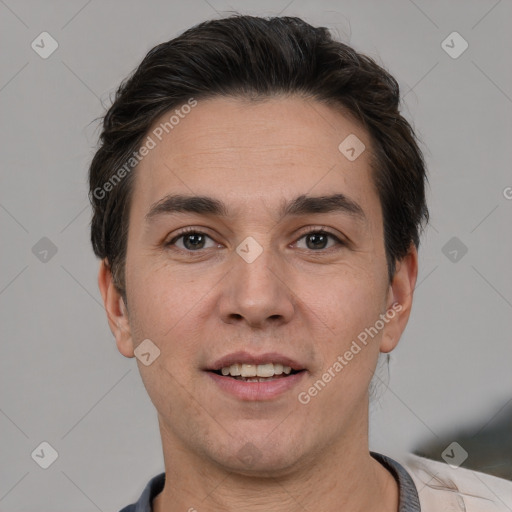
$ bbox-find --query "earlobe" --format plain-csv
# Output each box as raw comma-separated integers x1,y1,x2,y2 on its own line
380,245,418,353
97,260,135,358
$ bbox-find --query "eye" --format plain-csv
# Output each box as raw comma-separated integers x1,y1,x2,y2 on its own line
166,228,218,251
294,228,345,251
165,227,346,253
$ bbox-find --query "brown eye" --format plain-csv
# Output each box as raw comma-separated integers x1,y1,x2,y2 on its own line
166,230,216,251
295,230,344,251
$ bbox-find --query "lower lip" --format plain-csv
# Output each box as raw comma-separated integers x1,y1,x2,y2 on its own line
206,371,307,401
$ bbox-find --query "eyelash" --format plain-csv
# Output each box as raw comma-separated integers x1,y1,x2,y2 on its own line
165,226,346,253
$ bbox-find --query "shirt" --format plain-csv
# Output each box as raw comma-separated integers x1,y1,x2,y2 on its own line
400,452,512,511
118,451,512,511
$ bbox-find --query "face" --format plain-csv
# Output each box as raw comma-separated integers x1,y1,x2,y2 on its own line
99,95,417,476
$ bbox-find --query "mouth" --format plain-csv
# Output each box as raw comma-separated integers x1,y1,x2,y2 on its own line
209,363,305,382
204,352,307,400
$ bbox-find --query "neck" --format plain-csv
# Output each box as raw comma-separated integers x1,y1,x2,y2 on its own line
152,421,399,512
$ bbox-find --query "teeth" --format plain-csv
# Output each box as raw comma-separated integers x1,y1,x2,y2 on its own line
236,377,277,382
218,362,296,378
273,363,283,374
241,364,257,377
230,364,241,376
256,363,274,377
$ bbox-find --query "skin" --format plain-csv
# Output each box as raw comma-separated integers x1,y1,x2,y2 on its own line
98,96,418,512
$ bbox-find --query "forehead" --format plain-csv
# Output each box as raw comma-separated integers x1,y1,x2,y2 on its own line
130,96,381,227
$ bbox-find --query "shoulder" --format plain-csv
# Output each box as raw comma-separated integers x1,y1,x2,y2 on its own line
397,453,512,511
118,472,166,512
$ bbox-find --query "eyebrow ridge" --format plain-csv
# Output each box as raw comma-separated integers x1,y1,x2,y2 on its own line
146,194,228,221
282,193,366,222
145,193,367,224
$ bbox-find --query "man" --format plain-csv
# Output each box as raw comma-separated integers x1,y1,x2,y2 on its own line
89,14,512,512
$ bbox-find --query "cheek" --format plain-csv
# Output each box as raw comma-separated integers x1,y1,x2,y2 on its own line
303,281,384,411
125,259,219,388
127,257,199,336
300,265,387,400
126,270,201,410
307,262,386,335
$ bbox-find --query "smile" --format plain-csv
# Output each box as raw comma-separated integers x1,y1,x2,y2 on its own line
214,362,295,380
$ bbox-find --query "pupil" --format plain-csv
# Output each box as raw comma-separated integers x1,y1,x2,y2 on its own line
307,233,327,250
185,233,204,250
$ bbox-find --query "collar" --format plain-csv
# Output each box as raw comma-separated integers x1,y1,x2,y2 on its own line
120,451,420,511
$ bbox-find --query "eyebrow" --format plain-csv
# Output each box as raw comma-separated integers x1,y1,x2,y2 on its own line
145,193,367,225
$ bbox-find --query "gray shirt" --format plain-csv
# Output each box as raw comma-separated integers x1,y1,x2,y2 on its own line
119,451,420,511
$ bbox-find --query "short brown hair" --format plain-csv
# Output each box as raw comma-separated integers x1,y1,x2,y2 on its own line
89,15,429,299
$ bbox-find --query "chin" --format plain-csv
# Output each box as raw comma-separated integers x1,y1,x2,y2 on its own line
225,453,302,478
207,435,307,478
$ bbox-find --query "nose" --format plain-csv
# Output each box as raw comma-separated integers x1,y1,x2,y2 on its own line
217,240,295,329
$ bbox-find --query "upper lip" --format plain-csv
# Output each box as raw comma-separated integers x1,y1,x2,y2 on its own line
206,351,306,372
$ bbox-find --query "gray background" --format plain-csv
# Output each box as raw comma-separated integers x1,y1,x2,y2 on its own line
1,0,511,510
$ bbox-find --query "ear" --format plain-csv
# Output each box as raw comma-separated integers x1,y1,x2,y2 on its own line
379,244,418,353
97,259,134,358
